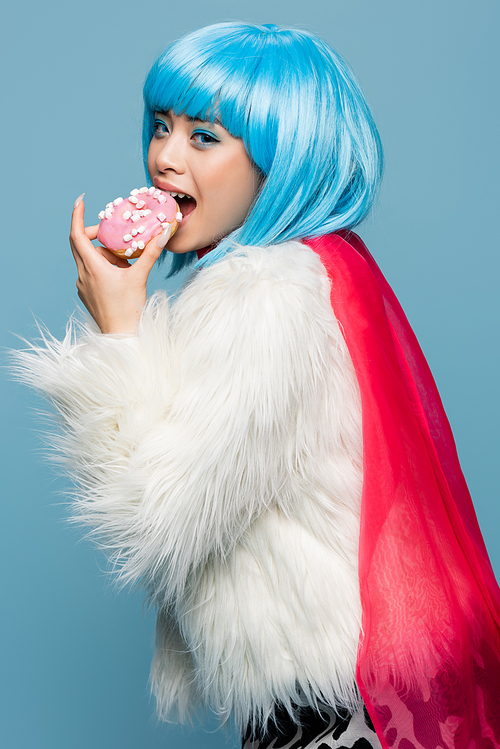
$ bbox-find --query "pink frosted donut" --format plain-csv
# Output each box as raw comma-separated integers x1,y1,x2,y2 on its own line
97,187,181,259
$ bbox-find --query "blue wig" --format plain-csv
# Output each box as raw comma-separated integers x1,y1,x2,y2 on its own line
142,22,383,274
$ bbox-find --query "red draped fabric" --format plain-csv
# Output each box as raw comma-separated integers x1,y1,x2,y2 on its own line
307,232,500,749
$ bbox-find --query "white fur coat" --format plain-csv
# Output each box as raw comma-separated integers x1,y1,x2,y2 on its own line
14,241,364,729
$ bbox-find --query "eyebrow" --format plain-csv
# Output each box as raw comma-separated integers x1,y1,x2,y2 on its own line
154,111,223,127
194,115,222,125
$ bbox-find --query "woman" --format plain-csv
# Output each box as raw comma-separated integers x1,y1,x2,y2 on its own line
15,22,500,749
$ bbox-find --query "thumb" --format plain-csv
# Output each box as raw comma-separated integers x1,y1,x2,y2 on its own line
134,225,171,277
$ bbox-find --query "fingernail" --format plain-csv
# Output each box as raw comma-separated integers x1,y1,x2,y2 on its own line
156,224,172,249
73,193,85,208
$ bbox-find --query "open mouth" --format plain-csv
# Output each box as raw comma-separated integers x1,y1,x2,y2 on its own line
161,190,196,220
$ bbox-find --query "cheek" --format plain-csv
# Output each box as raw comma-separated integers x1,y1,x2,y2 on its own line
205,185,245,229
208,162,258,227
146,143,157,178
225,173,259,226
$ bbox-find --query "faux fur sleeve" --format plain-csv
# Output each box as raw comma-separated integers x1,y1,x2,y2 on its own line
13,242,360,604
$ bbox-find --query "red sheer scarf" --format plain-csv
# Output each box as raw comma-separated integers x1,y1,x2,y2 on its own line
306,232,500,749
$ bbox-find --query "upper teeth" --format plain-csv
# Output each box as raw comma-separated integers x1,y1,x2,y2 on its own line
167,191,191,200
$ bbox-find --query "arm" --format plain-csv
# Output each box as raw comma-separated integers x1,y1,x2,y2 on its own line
14,242,358,605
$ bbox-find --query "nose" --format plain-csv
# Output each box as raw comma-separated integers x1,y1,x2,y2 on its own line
154,135,186,175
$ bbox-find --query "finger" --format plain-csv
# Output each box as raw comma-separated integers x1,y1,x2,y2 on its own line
70,195,92,265
85,224,99,240
70,200,98,252
156,224,172,250
95,245,131,268
70,193,87,239
70,201,108,269
72,243,130,274
132,227,169,278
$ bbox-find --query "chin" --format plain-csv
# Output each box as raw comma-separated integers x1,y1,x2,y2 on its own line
167,247,194,255
166,235,196,255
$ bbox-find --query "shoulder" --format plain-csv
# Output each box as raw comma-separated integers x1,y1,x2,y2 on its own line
172,241,333,322
200,240,329,283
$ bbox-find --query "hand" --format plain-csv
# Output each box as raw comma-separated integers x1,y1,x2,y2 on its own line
70,195,166,334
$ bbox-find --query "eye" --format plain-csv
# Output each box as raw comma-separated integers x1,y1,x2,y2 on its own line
153,119,169,136
192,130,219,147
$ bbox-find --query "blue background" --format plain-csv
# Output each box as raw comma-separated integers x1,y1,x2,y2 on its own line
1,1,498,747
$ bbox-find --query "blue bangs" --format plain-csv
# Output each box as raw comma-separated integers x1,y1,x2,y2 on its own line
142,23,383,275
143,24,281,174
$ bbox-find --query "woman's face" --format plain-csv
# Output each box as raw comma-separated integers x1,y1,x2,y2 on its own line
147,111,260,253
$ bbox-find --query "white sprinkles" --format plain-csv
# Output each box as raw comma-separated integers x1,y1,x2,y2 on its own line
98,187,183,251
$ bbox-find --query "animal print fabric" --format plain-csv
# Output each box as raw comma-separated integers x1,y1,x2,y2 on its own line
242,704,382,749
